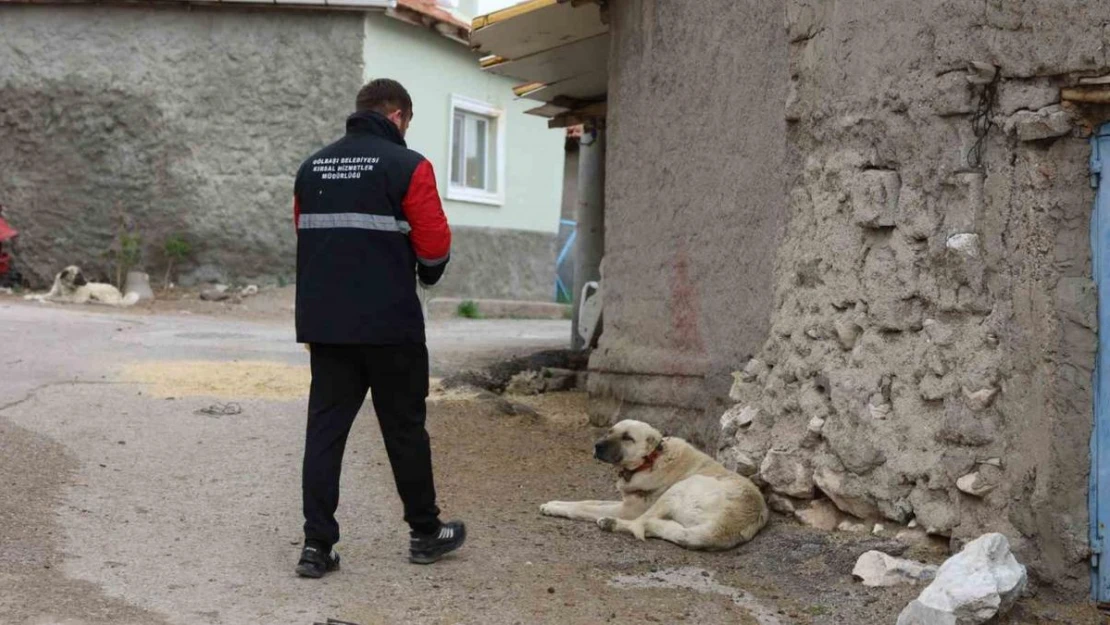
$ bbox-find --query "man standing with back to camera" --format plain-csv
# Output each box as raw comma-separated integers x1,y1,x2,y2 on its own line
292,78,465,578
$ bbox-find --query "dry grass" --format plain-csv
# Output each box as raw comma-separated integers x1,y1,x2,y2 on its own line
121,360,310,400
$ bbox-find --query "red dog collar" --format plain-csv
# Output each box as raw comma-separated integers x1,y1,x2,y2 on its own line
620,441,665,482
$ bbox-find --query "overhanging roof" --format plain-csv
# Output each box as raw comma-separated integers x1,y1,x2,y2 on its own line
471,0,608,127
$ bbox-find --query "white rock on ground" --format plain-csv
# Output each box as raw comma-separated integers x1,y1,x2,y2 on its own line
897,533,1027,625
853,551,938,587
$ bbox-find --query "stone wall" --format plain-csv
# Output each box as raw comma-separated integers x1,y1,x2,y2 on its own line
589,0,788,444
718,0,1102,597
0,5,366,288
597,0,1103,597
433,225,557,301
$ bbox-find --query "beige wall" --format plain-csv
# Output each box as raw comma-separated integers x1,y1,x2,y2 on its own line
589,0,788,444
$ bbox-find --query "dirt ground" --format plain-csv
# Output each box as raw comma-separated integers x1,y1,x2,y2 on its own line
0,292,1106,625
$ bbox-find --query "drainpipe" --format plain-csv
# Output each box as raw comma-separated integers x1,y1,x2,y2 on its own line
571,120,605,350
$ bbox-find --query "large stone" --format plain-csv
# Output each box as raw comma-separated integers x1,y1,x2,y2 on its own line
825,422,888,473
1007,105,1072,142
880,498,915,524
741,358,769,383
759,449,814,499
728,371,754,402
896,533,1027,625
954,470,999,499
720,404,757,438
814,464,880,519
853,550,938,587
718,447,759,477
909,487,959,536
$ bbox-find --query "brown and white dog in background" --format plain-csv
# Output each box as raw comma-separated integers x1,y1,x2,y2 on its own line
25,265,139,307
540,419,769,550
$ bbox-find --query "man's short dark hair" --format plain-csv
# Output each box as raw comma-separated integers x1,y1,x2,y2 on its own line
356,78,413,119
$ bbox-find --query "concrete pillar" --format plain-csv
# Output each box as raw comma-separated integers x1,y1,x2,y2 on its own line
571,121,605,349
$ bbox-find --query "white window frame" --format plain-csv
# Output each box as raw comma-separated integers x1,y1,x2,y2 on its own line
446,94,506,206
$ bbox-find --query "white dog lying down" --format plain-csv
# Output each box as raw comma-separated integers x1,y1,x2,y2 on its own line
25,265,139,307
541,419,769,550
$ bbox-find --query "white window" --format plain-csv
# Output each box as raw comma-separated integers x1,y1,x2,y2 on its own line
447,95,505,205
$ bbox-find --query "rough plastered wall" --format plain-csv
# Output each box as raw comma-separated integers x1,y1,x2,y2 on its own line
717,0,1105,597
0,5,363,287
589,0,788,445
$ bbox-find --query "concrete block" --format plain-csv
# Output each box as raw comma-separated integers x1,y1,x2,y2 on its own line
1006,105,1072,141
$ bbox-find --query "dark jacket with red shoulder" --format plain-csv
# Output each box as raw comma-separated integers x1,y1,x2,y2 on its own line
293,110,451,345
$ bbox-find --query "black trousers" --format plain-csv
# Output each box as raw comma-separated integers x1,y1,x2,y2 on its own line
302,343,440,548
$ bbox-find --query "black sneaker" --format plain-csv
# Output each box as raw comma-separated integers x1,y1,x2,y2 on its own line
409,521,467,564
295,544,340,578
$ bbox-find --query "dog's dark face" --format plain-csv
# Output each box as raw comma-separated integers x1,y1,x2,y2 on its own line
594,419,663,468
58,265,87,289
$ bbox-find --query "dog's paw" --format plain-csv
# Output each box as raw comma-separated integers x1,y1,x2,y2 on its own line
597,517,617,532
539,502,557,516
